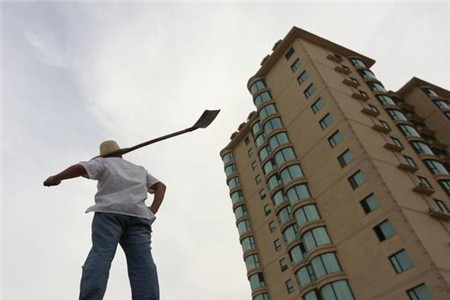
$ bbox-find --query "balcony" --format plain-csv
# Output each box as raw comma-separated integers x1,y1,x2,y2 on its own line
428,208,450,221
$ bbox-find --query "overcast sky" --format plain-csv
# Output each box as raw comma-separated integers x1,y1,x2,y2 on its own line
2,1,449,299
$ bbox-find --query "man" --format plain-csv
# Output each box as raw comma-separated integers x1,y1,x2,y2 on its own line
43,140,166,300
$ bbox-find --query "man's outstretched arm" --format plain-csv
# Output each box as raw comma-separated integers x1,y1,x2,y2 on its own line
149,182,166,214
43,164,88,187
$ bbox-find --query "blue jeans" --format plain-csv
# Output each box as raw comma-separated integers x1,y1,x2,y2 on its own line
79,212,159,300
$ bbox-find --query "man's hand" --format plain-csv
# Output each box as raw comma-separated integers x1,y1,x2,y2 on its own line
43,176,61,187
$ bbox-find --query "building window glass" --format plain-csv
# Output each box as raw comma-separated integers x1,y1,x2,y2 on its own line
277,206,293,226
280,258,288,271
263,117,284,135
304,83,317,99
231,190,244,204
245,254,260,270
337,149,354,167
234,205,247,219
249,273,266,291
237,220,251,235
253,293,269,300
264,204,271,215
274,239,282,251
255,174,262,184
391,136,403,148
241,236,256,252
398,124,421,137
286,279,295,294
376,95,396,106
248,148,254,157
320,280,355,300
360,193,380,214
263,159,276,175
255,134,266,148
311,252,341,278
422,88,439,98
380,120,391,130
439,180,450,195
328,131,343,148
227,177,240,189
269,221,276,232
311,98,325,114
285,47,295,60
252,161,258,171
444,111,450,121
358,69,376,79
303,290,320,300
348,170,367,189
259,104,278,121
435,199,450,213
418,176,432,189
295,204,321,227
283,224,299,245
252,122,262,136
254,91,272,107
275,147,296,166
410,141,434,155
250,80,267,96
367,81,386,92
389,249,414,273
350,58,367,68
287,183,312,205
298,70,309,84
281,164,304,185
222,152,234,164
259,188,266,199
303,226,332,251
225,164,237,176
267,174,282,191
258,146,272,162
404,155,417,168
269,132,290,150
387,109,408,121
433,99,450,110
319,113,333,130
289,243,306,264
407,283,433,300
374,220,395,241
296,264,316,287
272,190,286,207
424,160,449,175
291,58,301,72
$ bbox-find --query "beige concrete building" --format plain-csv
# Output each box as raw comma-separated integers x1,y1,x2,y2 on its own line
220,27,450,300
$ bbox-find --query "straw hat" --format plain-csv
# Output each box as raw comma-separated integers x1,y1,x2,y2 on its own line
99,140,121,157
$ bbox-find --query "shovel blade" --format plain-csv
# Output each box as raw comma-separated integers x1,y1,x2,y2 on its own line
192,109,220,129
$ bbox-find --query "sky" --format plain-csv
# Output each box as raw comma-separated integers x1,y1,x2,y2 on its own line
2,1,450,299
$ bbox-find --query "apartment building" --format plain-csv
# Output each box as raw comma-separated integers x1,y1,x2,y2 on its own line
220,27,450,300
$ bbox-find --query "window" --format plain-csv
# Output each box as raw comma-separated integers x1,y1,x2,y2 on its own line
439,180,450,195
296,264,316,287
259,104,278,121
422,88,439,98
259,188,266,199
376,95,396,105
311,252,341,278
337,149,354,167
358,69,376,79
250,80,267,96
225,164,237,176
319,113,333,129
285,279,295,294
272,190,286,206
289,243,306,264
360,193,380,214
285,47,295,60
253,293,269,300
328,131,343,148
424,160,449,175
311,98,325,114
254,91,272,107
274,147,296,166
255,174,262,184
373,220,395,241
435,199,450,213
258,146,271,162
222,152,234,164
407,283,433,300
410,141,434,155
263,117,284,135
263,159,276,175
269,132,290,150
369,104,379,114
249,273,265,291
387,109,408,121
227,177,240,189
350,58,367,68
367,81,386,92
404,155,417,168
248,148,254,157
237,220,251,235
252,122,262,136
245,137,250,145
291,59,301,72
234,205,247,219
241,236,256,252
280,164,304,185
348,170,367,189
274,239,282,251
398,124,421,137
264,204,271,215
269,221,276,233
389,249,414,273
380,120,391,130
283,224,299,245
279,258,288,271
287,183,312,204
245,254,260,270
277,206,293,226
231,190,244,204
444,111,450,121
391,137,403,148
295,204,321,227
320,280,355,300
433,99,450,110
298,70,309,84
304,83,316,99
418,176,432,189
254,134,266,148
303,290,320,300
267,174,282,191
303,226,332,251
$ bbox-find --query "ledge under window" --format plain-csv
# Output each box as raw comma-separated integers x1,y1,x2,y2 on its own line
397,163,418,173
412,184,435,195
384,142,404,152
428,208,450,221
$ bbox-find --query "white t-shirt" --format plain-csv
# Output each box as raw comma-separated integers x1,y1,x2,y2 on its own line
79,157,160,222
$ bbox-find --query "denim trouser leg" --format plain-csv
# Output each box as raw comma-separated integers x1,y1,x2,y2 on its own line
79,212,159,300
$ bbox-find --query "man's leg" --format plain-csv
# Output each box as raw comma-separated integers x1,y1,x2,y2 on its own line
120,217,159,300
79,213,123,300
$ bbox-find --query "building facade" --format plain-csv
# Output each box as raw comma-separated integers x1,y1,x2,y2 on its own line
220,27,450,300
